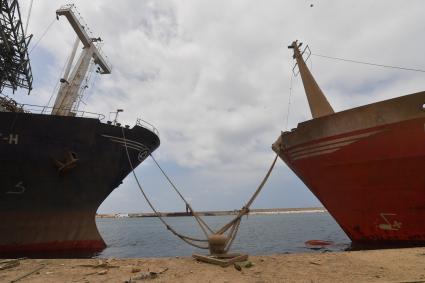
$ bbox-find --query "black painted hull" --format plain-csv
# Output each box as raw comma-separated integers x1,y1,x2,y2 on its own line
0,112,160,254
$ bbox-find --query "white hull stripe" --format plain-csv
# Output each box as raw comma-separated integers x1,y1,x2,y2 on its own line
290,141,354,159
119,143,149,152
109,138,149,151
102,134,149,148
288,129,383,161
292,148,339,161
288,130,382,155
102,134,150,152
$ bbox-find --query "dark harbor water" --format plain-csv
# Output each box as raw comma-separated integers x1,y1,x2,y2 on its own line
96,211,351,258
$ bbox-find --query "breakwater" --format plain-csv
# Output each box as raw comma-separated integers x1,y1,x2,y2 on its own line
96,207,326,218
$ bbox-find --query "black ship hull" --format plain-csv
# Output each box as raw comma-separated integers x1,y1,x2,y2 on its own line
0,112,160,254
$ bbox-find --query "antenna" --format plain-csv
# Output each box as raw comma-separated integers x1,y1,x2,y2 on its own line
288,40,334,118
289,42,311,76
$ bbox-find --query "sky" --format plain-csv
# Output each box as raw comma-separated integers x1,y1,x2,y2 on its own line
14,0,425,213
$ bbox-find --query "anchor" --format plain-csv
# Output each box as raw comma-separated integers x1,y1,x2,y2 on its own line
52,150,79,173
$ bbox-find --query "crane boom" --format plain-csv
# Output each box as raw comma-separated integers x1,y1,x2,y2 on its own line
52,4,111,116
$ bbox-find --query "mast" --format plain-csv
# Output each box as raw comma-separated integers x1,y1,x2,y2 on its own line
52,4,111,116
289,40,334,118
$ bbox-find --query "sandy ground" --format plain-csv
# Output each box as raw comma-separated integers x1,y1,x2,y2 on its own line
1,248,425,283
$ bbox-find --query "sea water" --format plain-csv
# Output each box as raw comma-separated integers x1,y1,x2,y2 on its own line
96,211,351,258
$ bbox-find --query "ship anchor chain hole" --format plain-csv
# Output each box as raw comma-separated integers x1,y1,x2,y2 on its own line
138,150,149,161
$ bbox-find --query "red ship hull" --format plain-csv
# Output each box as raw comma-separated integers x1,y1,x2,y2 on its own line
0,210,105,255
273,91,425,243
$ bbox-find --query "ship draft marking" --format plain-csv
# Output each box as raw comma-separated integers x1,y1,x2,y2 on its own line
288,130,383,161
102,134,150,161
378,213,402,231
0,133,19,144
6,181,26,194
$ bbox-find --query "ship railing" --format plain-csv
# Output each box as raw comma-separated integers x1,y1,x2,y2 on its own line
2,95,158,134
136,118,160,136
17,103,106,120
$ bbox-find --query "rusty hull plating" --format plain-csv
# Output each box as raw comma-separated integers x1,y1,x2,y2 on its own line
273,41,425,244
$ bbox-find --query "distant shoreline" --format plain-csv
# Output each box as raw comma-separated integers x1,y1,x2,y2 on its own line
96,207,326,218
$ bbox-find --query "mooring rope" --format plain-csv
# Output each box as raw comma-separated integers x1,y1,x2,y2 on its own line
224,217,241,253
150,151,279,252
29,18,56,54
122,126,278,252
216,154,278,235
284,70,294,131
150,154,214,236
121,128,209,249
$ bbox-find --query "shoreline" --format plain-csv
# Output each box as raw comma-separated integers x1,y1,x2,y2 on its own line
1,247,425,282
96,207,327,218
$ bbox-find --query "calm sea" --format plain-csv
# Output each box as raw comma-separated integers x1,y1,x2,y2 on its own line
96,211,351,258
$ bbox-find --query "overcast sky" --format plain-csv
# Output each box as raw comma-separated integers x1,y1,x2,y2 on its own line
18,0,425,213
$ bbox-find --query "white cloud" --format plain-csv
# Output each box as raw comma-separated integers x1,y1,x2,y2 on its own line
18,0,425,213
